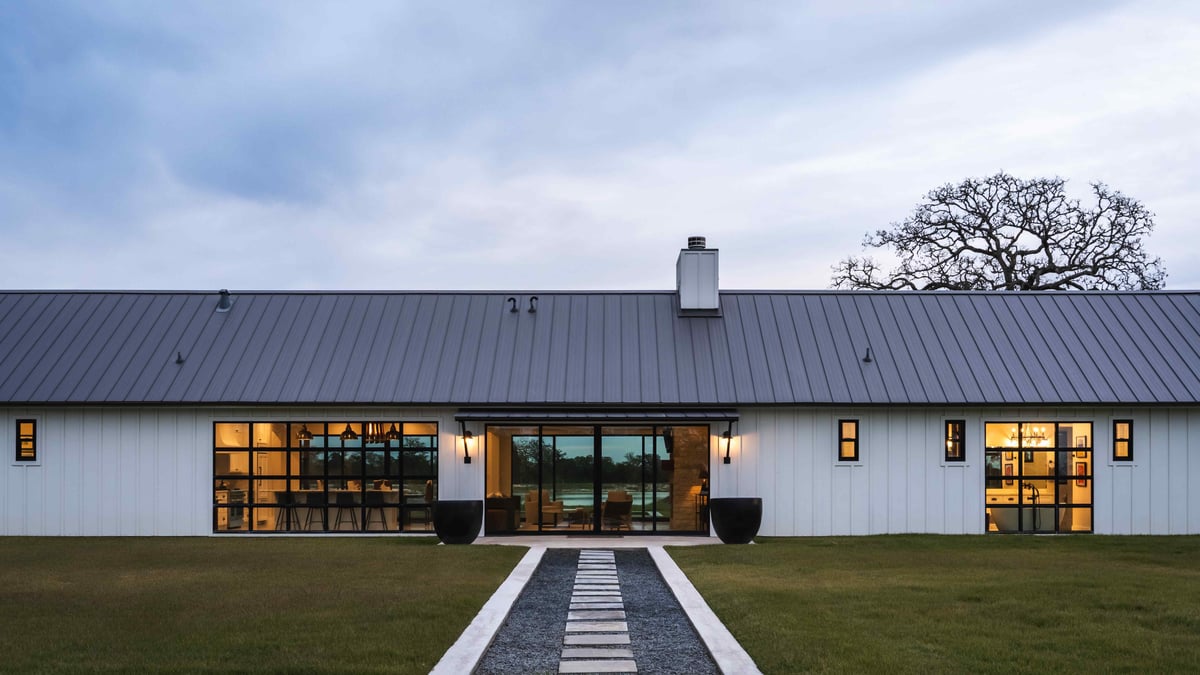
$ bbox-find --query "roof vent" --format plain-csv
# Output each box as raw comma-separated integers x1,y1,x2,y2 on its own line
687,236,707,250
216,289,233,313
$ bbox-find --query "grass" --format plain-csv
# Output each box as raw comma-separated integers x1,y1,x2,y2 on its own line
669,535,1200,674
0,537,525,673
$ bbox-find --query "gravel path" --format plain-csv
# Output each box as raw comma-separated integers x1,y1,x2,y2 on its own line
473,548,718,675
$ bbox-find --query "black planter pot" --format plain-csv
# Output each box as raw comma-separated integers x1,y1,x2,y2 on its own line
433,500,483,545
709,497,762,544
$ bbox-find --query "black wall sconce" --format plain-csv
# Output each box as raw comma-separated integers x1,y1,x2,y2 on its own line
459,421,474,464
722,421,736,464
662,426,674,454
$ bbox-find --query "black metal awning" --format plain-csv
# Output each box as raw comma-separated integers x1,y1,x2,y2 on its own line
453,409,738,424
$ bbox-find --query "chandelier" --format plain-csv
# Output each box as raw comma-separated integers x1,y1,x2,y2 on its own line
363,422,402,444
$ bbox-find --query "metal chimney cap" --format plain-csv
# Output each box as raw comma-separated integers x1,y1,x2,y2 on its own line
687,236,707,250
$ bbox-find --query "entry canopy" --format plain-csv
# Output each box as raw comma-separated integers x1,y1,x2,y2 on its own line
453,409,738,424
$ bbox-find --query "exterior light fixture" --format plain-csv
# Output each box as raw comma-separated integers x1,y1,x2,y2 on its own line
459,420,474,464
722,421,736,464
339,423,358,441
662,427,674,454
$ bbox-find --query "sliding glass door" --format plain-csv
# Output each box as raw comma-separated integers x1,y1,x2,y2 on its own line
483,423,710,534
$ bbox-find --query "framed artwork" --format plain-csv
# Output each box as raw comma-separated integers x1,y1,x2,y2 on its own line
1023,451,1034,463
1004,451,1015,461
1003,463,1014,486
1076,461,1087,487
1074,450,1088,458
1076,436,1089,448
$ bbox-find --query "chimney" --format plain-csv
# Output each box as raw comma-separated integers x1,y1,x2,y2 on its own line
676,236,719,311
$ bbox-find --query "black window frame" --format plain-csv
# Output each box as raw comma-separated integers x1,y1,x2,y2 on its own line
838,419,859,462
15,418,36,463
944,419,965,462
211,420,438,534
1113,419,1133,462
983,420,1093,534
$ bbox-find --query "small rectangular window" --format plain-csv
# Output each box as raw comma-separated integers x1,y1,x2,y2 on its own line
1113,420,1133,461
945,420,965,462
16,419,37,462
838,419,859,462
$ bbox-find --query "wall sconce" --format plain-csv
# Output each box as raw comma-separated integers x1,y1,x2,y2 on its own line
662,427,674,454
459,421,474,464
721,421,736,464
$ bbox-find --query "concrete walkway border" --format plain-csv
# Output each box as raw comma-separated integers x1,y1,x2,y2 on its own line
429,547,546,675
649,546,763,675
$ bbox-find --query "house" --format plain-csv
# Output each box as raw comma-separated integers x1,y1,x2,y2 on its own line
4,237,1200,537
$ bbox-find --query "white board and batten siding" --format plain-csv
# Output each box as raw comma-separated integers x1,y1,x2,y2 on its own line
720,407,1200,536
1,406,477,536
5,405,1200,536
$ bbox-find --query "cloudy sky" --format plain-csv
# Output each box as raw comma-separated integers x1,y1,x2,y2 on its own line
2,1,1198,291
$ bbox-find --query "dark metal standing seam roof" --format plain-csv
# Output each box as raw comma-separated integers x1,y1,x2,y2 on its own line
1,290,1199,406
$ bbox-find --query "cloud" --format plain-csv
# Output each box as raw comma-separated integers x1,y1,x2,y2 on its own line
1,0,1197,290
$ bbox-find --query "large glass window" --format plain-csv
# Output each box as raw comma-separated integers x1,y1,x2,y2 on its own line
984,422,1092,533
212,421,437,533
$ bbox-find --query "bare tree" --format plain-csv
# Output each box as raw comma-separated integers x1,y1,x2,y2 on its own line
831,173,1166,290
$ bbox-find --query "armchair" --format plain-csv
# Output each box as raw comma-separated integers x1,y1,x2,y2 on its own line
524,489,564,527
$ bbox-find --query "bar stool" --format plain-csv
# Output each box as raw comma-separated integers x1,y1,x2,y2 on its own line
303,492,327,530
274,491,300,531
363,491,387,531
333,491,359,530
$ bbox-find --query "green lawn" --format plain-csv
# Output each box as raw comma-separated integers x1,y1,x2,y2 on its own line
670,535,1200,674
0,537,525,673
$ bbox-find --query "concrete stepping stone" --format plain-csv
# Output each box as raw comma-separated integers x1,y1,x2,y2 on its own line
565,621,628,633
570,603,624,610
561,647,635,659
563,633,631,646
568,610,626,620
558,659,637,673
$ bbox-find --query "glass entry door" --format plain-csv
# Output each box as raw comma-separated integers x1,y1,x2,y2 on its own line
484,423,710,534
984,422,1094,533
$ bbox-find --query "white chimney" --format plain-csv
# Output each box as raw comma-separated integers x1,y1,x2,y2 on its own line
676,236,719,311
